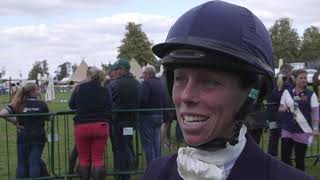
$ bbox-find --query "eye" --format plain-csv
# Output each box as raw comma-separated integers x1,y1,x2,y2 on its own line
174,75,187,84
173,72,188,86
202,78,221,87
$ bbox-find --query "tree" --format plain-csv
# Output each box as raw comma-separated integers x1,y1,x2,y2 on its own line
300,26,320,61
101,63,111,72
72,63,78,73
28,60,49,80
117,22,158,69
55,62,71,80
269,18,300,65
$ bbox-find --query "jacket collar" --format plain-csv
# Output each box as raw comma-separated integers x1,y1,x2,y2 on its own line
227,134,268,180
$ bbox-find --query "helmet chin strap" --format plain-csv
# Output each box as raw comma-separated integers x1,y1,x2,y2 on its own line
188,80,261,150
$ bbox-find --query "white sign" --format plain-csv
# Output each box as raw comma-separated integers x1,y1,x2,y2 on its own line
47,133,59,142
123,127,134,136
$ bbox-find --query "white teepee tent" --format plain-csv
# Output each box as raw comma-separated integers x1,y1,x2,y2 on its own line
70,60,88,83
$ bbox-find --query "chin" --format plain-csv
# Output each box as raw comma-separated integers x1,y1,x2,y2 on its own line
184,136,209,147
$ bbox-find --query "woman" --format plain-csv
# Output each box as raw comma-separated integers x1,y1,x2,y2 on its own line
142,1,314,179
69,66,112,180
279,68,319,171
267,63,294,157
0,82,49,178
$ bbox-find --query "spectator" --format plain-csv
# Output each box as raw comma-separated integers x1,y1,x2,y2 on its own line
106,59,141,180
103,63,119,86
267,63,294,157
1,82,49,178
139,65,167,165
142,1,314,180
69,66,112,180
279,68,319,171
244,103,267,145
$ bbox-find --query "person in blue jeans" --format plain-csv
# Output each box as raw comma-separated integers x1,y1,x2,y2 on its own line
1,82,49,178
139,65,167,165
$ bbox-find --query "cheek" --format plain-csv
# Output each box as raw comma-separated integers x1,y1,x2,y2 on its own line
172,86,181,106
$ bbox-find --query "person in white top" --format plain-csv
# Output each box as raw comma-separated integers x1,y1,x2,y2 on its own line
279,68,319,171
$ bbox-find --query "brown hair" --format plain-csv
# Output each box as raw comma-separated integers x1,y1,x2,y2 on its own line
293,68,307,79
11,82,38,113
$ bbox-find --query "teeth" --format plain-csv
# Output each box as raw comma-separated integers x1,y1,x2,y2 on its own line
183,115,207,124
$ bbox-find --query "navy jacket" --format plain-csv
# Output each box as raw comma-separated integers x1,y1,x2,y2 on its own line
142,135,314,180
106,73,141,124
69,80,112,124
266,80,292,124
280,87,313,133
141,77,167,114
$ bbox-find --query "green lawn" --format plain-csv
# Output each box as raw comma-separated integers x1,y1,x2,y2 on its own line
0,91,319,179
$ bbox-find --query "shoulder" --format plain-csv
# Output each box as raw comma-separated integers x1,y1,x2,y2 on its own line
229,135,314,180
35,100,49,110
4,104,14,114
142,79,152,86
143,154,181,180
37,99,48,105
304,88,314,96
268,157,314,180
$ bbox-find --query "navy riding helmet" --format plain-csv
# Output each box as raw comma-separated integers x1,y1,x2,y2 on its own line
153,0,275,102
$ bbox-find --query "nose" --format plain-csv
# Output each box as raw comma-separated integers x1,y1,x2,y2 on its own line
180,80,200,104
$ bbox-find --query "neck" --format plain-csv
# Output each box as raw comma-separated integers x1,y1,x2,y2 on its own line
295,86,305,93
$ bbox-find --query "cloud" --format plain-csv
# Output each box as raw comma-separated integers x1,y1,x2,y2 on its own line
0,12,172,79
0,0,319,79
228,0,320,28
0,0,122,16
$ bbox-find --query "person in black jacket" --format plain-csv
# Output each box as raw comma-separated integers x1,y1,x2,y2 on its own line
267,63,294,157
106,59,141,180
69,66,112,180
142,1,314,180
0,82,49,179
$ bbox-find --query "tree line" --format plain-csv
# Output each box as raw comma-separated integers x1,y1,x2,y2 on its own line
270,18,320,66
27,17,320,80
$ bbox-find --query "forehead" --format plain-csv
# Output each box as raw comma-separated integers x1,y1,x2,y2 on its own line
174,67,236,77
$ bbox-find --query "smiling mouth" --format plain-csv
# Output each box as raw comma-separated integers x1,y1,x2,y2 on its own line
182,115,209,125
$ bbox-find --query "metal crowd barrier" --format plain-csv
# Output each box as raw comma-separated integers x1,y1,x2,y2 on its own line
0,106,319,179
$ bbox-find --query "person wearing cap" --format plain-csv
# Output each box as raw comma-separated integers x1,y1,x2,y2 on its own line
103,63,119,86
266,63,294,157
142,1,314,180
109,64,119,80
106,58,141,180
139,65,167,165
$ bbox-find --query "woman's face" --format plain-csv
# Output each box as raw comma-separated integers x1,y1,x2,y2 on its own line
295,72,307,89
172,68,249,146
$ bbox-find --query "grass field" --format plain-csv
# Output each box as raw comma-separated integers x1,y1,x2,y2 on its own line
0,90,319,179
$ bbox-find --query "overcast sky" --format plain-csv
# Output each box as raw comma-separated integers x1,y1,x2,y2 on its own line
0,0,319,79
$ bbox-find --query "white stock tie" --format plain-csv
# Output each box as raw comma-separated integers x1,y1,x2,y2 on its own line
177,125,247,180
